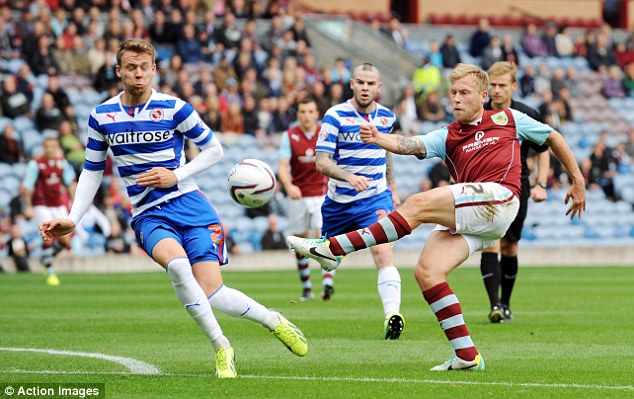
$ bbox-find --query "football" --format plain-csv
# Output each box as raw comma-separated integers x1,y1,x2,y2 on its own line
227,159,277,208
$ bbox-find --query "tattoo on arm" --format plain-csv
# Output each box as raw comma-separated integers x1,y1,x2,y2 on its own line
395,136,427,157
385,152,396,186
316,151,351,182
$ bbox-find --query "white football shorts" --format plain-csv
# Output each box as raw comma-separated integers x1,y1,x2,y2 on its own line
34,205,69,225
434,182,520,254
288,195,325,235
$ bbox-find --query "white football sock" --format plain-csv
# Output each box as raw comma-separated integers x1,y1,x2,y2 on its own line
208,284,278,330
377,266,401,318
166,258,229,349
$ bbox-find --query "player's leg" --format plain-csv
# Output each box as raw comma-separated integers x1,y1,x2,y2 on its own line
149,235,235,378
183,224,307,357
372,243,404,340
500,238,519,321
480,241,503,323
308,196,336,301
418,230,485,371
287,187,455,270
34,206,62,285
288,198,314,300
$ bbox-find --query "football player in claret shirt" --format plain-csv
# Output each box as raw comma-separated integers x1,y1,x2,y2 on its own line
277,97,330,301
40,39,307,379
23,136,76,286
288,63,586,371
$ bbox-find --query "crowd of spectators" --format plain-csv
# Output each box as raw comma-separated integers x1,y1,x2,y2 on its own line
2,2,634,267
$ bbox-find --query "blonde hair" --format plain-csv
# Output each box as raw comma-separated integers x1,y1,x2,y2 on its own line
487,61,517,83
449,63,489,93
116,39,156,66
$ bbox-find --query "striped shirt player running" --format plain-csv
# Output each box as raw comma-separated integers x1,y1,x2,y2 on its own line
307,63,406,340
39,39,307,379
288,64,586,371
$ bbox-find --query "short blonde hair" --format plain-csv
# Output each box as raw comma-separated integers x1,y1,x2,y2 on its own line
449,63,489,93
488,61,517,83
116,39,156,66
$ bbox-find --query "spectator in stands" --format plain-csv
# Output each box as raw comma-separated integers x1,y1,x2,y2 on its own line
519,64,536,97
45,74,72,117
624,129,634,158
469,18,491,58
70,35,92,76
539,90,562,129
0,13,21,60
218,11,242,50
0,77,31,119
427,39,443,68
440,34,461,69
573,29,592,58
500,34,519,66
94,50,118,92
30,34,60,76
589,140,618,200
87,37,108,75
541,21,559,57
480,36,503,71
521,23,547,57
0,124,25,165
419,90,446,123
310,81,330,117
622,63,634,97
221,101,245,135
555,26,574,57
550,68,566,99
149,10,178,47
587,34,618,72
428,160,450,188
242,94,260,135
214,55,239,92
16,64,35,103
563,66,580,97
412,56,442,96
36,92,65,132
534,62,551,94
59,119,85,174
603,65,625,98
290,14,310,47
177,23,203,63
7,223,31,272
331,57,351,85
260,213,287,250
614,41,634,69
556,87,573,122
383,17,407,48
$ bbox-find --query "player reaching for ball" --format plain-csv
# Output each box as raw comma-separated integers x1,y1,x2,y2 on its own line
39,39,307,379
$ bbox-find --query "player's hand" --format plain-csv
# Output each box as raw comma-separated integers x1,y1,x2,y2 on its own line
564,181,586,220
23,205,34,220
136,167,178,188
359,123,379,144
530,185,548,203
40,218,75,241
346,174,372,192
286,185,303,200
391,188,401,207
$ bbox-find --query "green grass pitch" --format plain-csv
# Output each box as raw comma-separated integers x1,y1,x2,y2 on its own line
1,265,633,398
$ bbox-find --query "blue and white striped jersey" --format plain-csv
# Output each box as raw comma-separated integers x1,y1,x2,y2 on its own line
84,89,216,216
316,100,396,203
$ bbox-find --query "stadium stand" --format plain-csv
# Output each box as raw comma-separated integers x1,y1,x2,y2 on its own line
1,2,634,269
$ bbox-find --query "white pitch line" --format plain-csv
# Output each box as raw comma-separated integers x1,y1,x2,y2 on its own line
3,369,632,391
0,347,160,375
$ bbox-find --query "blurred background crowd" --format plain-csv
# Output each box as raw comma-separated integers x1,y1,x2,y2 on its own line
2,0,634,270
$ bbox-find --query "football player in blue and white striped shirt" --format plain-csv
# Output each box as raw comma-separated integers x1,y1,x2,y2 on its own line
39,39,307,378
314,63,405,339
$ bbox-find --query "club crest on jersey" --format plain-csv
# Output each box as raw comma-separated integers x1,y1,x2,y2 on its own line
475,131,485,141
491,111,508,126
381,117,388,126
150,108,164,122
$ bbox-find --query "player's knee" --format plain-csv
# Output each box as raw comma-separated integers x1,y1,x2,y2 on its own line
414,262,436,290
500,240,518,256
399,192,430,222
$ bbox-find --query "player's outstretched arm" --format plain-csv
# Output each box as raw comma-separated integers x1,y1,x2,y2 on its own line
40,218,75,241
545,130,586,219
359,123,427,157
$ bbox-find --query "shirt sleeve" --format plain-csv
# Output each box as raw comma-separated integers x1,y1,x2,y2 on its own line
316,109,339,154
22,160,39,189
62,160,76,186
511,109,553,146
278,131,291,159
414,127,448,160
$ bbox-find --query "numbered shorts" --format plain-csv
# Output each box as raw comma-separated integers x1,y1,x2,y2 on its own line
130,191,228,265
321,190,394,237
433,182,519,254
288,195,325,235
34,205,68,225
